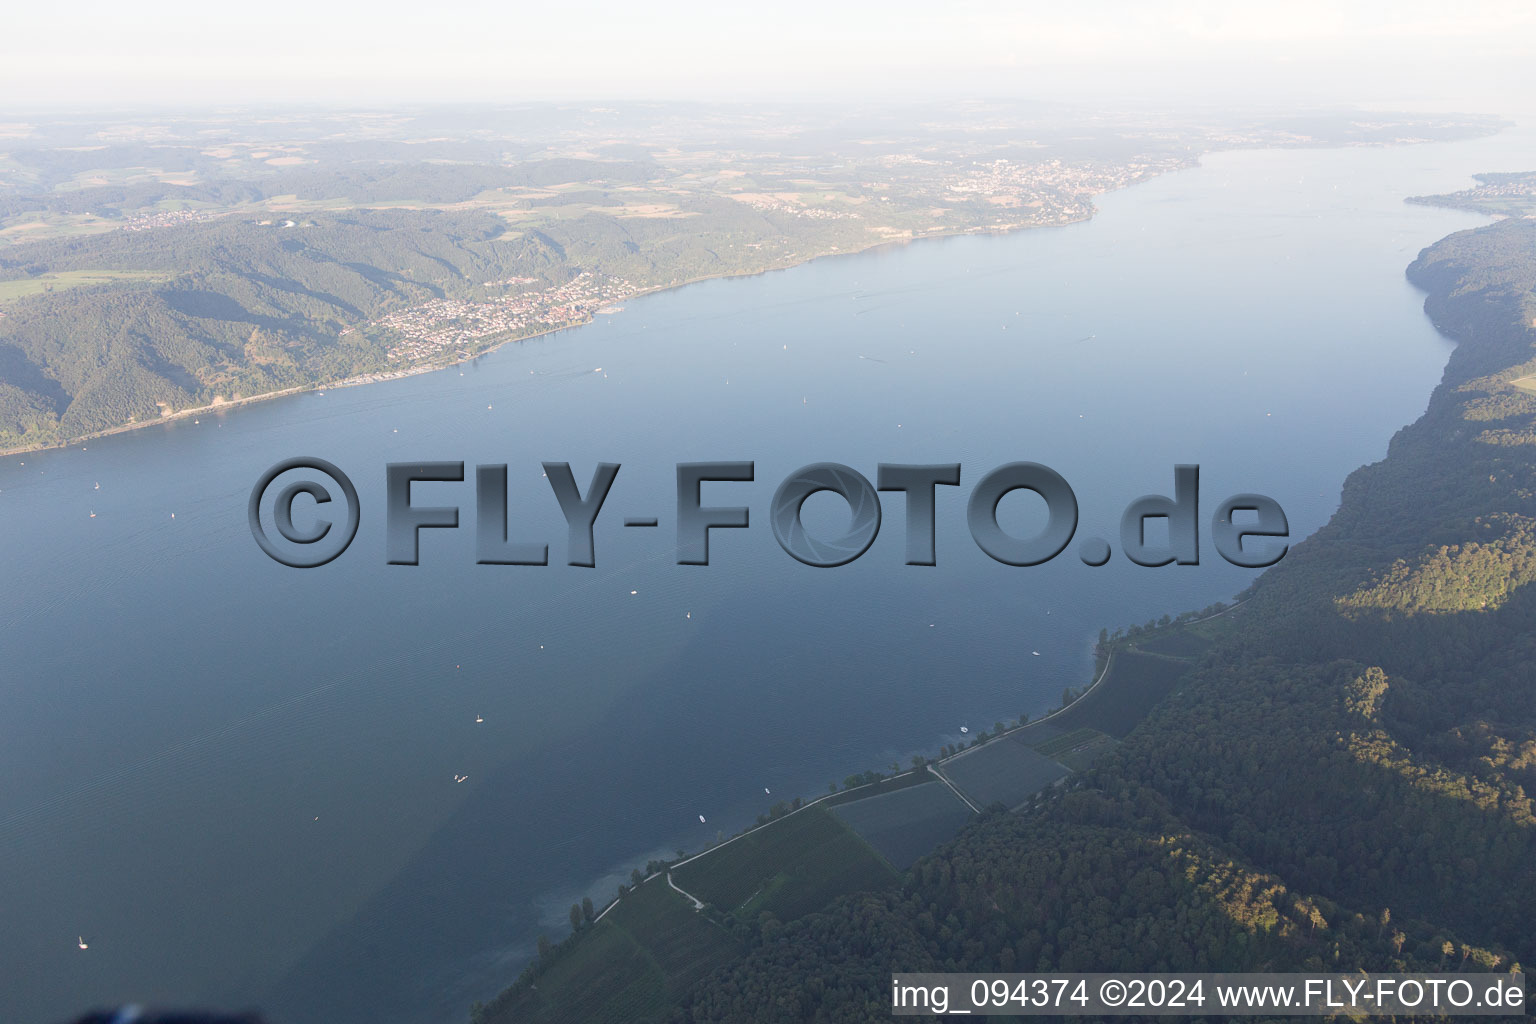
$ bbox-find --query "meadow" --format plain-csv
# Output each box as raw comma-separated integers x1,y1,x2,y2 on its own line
0,269,171,304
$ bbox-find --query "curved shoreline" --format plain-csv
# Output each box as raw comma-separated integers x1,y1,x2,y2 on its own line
587,602,1254,929
0,215,1107,460
5,129,1497,462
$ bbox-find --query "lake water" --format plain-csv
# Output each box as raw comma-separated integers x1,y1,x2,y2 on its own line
1,127,1531,1023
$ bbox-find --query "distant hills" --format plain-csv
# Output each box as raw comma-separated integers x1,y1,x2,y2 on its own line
0,106,1501,452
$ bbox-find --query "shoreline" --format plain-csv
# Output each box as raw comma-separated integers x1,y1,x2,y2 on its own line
579,140,1505,906
603,600,1253,912
4,127,1501,461
483,173,1536,1024
588,642,1127,926
519,605,1240,1010
0,215,1104,460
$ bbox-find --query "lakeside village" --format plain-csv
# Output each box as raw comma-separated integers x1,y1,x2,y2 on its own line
363,271,634,364
358,158,1175,366
938,155,1175,218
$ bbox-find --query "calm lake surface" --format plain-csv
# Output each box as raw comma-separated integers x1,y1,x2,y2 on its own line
2,127,1531,1023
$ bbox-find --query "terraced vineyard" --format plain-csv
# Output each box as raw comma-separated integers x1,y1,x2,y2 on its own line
672,805,897,920
1027,727,1118,771
479,878,738,1024
830,780,974,869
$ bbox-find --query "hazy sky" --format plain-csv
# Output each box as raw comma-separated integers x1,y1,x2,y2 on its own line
4,0,1533,114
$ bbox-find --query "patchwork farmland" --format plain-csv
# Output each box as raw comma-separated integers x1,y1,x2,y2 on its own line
830,780,973,869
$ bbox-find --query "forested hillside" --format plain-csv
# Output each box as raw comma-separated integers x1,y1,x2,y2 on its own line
0,208,517,440
656,217,1536,1020
0,197,868,447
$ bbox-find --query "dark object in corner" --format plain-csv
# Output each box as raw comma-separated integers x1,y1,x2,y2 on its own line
67,1011,268,1024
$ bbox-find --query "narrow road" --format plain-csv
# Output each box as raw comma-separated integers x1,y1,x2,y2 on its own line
667,872,705,911
941,650,1116,769
597,617,1221,925
927,764,981,813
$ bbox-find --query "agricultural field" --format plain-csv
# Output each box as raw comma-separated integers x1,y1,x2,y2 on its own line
671,805,897,921
1027,727,1118,771
480,877,737,1024
1027,650,1194,740
939,739,1070,810
1130,628,1214,658
822,769,932,807
0,269,172,304
830,780,974,869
